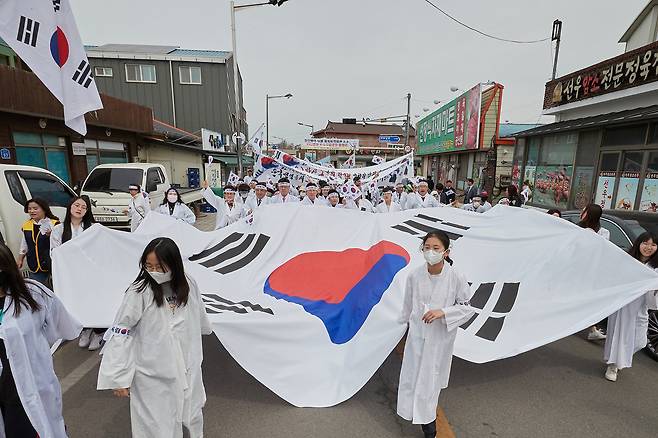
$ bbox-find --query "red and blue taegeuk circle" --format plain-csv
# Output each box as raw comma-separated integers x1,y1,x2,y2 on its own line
50,27,69,68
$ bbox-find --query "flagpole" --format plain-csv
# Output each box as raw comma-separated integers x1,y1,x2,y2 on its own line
230,0,243,176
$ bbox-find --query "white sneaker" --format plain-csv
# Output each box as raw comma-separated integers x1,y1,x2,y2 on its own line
605,365,618,382
88,332,104,351
587,328,606,341
78,328,92,348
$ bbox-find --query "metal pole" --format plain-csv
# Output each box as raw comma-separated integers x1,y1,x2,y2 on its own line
266,94,269,155
404,93,411,148
551,19,562,81
230,1,243,176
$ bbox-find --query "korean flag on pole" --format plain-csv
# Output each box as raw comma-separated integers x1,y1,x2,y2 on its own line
247,123,265,156
0,0,103,135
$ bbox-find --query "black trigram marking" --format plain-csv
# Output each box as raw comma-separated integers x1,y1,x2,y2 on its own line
188,232,270,274
202,294,274,315
391,213,470,241
17,16,39,47
53,0,61,11
460,282,520,342
72,60,93,88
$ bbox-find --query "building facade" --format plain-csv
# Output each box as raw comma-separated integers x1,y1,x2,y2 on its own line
514,1,658,215
86,44,247,145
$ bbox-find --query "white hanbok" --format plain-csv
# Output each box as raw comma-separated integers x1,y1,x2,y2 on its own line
202,188,245,230
604,265,658,369
244,196,270,214
128,193,151,232
392,191,408,209
155,203,196,225
404,193,441,210
0,280,82,438
462,203,486,213
270,193,300,204
49,222,88,254
376,201,401,213
97,277,212,438
397,263,474,425
301,196,327,206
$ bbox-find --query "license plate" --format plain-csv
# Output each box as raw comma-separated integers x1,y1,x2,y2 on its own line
98,216,120,222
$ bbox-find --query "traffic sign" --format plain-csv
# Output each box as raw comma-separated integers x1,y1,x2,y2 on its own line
379,135,400,143
0,148,10,160
232,132,246,145
404,145,412,153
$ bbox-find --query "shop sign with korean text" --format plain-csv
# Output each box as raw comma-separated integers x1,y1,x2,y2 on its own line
416,84,481,156
544,40,658,110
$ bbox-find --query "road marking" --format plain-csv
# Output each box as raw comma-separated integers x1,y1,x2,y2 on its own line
436,407,455,438
59,353,101,394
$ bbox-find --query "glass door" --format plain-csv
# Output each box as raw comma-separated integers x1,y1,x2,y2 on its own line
615,151,644,210
639,151,658,213
594,152,620,209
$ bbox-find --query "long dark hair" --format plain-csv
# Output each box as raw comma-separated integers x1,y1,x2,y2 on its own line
132,238,189,307
62,196,95,243
421,230,454,265
161,188,182,205
629,232,658,269
0,243,41,316
24,198,59,221
578,204,602,232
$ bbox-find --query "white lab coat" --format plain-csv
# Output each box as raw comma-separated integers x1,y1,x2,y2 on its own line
0,280,82,438
392,191,408,209
462,203,486,213
270,193,300,204
405,193,441,210
376,201,402,213
49,222,88,254
397,263,474,425
128,193,151,232
604,265,658,370
301,196,327,206
155,203,196,225
202,188,245,230
97,277,212,438
244,196,270,214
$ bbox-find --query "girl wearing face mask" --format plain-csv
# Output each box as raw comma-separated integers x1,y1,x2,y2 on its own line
0,242,81,438
98,237,212,438
155,188,196,225
397,231,474,438
50,196,105,351
17,198,60,286
603,232,658,382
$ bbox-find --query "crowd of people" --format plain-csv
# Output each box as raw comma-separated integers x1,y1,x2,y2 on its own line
1,176,657,438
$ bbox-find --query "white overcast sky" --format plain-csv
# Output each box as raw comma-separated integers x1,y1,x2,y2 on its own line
71,0,647,142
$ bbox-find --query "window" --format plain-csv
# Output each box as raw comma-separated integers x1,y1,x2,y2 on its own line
94,66,113,77
146,168,162,192
13,132,71,184
125,64,157,83
83,167,143,192
84,139,127,171
602,125,647,146
570,130,600,209
600,219,632,250
17,170,75,208
639,151,658,213
179,66,202,85
615,151,644,210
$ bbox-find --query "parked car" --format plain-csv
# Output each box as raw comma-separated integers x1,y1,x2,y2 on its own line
0,164,76,257
80,163,203,230
562,210,658,361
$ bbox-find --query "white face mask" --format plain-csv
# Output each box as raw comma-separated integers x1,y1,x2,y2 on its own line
167,194,178,203
423,249,446,266
147,270,172,284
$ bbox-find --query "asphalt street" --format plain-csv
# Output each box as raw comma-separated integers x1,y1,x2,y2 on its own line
54,330,658,438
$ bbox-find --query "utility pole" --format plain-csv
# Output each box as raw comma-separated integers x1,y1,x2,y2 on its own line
404,93,411,149
551,19,562,81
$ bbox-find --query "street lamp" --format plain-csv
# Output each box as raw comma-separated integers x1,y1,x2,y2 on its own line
298,122,314,133
230,0,290,175
266,93,293,154
449,86,460,92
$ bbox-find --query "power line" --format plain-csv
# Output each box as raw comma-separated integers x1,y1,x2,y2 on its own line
421,0,550,44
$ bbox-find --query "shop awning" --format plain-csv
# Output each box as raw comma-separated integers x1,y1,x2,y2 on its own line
515,105,658,137
210,155,254,165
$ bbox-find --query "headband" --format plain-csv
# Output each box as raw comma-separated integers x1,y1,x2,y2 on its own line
255,183,267,190
224,188,236,193
128,185,139,191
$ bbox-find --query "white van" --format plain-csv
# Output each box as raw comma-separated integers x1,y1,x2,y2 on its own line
81,163,203,229
0,164,76,257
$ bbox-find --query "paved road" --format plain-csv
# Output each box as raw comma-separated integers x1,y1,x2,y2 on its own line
54,329,658,438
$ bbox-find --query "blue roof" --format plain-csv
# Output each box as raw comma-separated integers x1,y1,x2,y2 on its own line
499,123,543,138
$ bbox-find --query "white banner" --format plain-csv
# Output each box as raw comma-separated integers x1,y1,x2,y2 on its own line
303,137,359,150
52,206,658,407
0,0,103,134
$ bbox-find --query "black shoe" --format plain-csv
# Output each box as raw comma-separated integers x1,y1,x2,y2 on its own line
421,422,436,438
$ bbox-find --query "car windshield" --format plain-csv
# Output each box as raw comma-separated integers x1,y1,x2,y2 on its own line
83,168,142,193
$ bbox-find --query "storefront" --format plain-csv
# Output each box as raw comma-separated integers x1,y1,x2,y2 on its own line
416,83,503,191
514,35,658,215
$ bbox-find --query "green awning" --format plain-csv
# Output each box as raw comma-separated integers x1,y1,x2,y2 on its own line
210,155,254,165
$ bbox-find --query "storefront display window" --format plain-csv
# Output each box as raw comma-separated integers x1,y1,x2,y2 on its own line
511,138,525,188
533,133,576,209
571,130,599,210
602,125,647,147
615,151,643,210
594,152,620,209
639,151,658,213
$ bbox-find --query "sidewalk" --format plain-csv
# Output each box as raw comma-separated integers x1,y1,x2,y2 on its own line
195,212,216,232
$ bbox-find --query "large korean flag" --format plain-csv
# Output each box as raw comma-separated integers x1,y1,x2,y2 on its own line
53,206,658,407
0,0,102,134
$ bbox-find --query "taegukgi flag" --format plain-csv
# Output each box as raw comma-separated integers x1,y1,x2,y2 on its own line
247,123,265,156
0,0,103,134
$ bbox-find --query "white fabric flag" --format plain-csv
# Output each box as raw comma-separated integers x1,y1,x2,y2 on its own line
227,171,240,186
372,155,384,165
52,206,658,408
247,123,265,156
340,152,356,169
0,0,103,134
